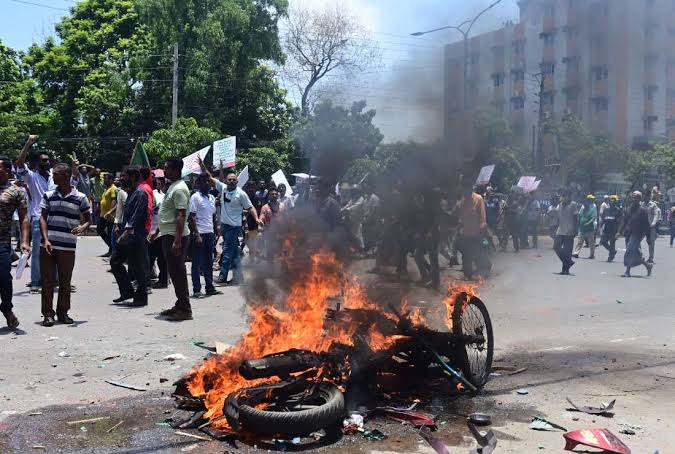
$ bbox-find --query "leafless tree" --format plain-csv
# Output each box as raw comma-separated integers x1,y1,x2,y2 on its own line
282,4,380,115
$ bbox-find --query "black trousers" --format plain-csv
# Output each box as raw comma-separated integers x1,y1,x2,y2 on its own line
97,218,113,250
554,235,574,269
148,238,168,285
600,231,617,258
111,238,148,303
162,235,190,312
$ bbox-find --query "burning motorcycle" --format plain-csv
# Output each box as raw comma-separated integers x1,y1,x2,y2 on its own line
222,292,493,435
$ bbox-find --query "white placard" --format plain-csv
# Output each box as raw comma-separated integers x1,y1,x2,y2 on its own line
237,165,249,188
475,165,495,185
213,137,236,168
517,176,540,193
15,253,29,280
182,145,211,177
271,169,293,195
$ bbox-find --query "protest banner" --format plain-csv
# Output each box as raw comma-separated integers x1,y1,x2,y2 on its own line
475,165,495,185
213,137,236,168
517,176,540,193
271,169,293,195
182,145,210,177
237,165,249,188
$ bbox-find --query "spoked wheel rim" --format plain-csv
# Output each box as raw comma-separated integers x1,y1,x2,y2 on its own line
453,294,494,389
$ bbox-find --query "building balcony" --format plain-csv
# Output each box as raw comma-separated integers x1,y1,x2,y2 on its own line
566,100,580,117
543,16,555,33
566,40,579,57
543,46,555,62
593,79,608,97
509,109,525,128
544,74,555,91
515,22,525,39
565,71,580,88
644,100,655,117
566,9,579,27
512,79,525,96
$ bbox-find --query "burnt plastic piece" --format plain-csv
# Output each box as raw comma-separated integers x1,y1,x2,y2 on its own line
239,349,322,379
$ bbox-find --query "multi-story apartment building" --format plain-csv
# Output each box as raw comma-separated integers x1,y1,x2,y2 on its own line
445,0,675,166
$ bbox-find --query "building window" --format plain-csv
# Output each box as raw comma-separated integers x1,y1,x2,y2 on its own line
592,65,609,80
645,84,659,101
492,46,505,57
591,34,607,48
540,33,555,46
492,73,505,87
541,62,555,74
564,26,579,38
564,56,581,72
470,53,480,64
511,96,525,110
592,97,609,112
645,54,659,67
592,0,609,17
512,40,525,55
566,89,579,101
542,91,555,105
647,0,656,7
512,69,525,81
644,115,658,131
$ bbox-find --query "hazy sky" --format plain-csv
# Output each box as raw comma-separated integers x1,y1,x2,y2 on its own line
1,0,520,142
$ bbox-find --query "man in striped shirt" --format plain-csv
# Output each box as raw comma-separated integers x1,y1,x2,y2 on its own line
39,164,91,327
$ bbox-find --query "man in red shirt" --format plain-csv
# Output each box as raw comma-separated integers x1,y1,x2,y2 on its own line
139,167,154,287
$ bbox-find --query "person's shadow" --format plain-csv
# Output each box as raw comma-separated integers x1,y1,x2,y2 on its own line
0,327,26,335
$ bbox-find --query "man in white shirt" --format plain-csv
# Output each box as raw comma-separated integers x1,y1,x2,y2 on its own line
643,191,659,264
198,157,261,285
188,175,220,297
15,135,53,293
148,177,167,288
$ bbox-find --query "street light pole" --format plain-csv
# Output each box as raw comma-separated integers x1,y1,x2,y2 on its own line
411,0,504,111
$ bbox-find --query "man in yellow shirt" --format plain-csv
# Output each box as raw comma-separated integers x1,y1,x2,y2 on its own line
97,174,117,257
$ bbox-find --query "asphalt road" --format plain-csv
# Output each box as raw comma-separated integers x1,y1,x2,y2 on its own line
0,234,673,453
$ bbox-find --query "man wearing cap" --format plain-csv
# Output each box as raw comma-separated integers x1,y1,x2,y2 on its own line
573,194,597,259
600,195,621,262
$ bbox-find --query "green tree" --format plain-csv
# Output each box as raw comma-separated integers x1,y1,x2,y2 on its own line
294,100,383,181
0,41,45,156
144,117,220,162
137,0,293,139
236,146,289,180
24,0,152,160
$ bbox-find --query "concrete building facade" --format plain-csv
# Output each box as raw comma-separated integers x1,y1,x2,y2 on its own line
445,0,675,165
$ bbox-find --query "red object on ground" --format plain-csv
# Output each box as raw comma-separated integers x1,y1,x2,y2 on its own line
383,409,436,428
563,428,631,454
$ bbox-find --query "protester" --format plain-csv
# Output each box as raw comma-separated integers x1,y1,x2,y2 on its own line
110,167,149,306
188,174,220,298
259,186,286,259
341,186,366,253
620,191,653,277
525,192,541,248
158,157,192,321
242,181,262,263
278,183,295,210
15,134,51,293
668,206,675,247
96,173,117,257
0,156,30,329
643,190,659,264
90,169,105,225
553,190,579,275
573,194,597,259
39,164,91,326
109,177,128,254
198,157,261,285
255,180,268,204
503,194,521,252
600,195,621,262
149,177,168,288
457,175,488,280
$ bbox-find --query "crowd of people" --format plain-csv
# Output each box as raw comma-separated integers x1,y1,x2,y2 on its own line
0,134,667,330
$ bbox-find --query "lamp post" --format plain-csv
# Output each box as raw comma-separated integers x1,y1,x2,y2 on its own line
411,0,504,111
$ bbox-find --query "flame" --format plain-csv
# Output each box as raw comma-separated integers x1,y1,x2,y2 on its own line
184,254,482,429
185,251,385,427
442,278,480,331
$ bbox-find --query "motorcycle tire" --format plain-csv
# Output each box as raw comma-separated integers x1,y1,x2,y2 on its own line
225,382,345,435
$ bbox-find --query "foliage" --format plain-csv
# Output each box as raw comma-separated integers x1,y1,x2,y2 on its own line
342,141,410,183
24,0,152,160
472,110,528,191
144,117,220,162
294,100,383,181
236,146,289,180
547,116,628,191
137,0,293,139
0,41,47,157
624,142,675,190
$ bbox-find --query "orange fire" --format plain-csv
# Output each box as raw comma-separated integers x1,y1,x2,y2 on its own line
442,278,480,331
185,252,480,428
